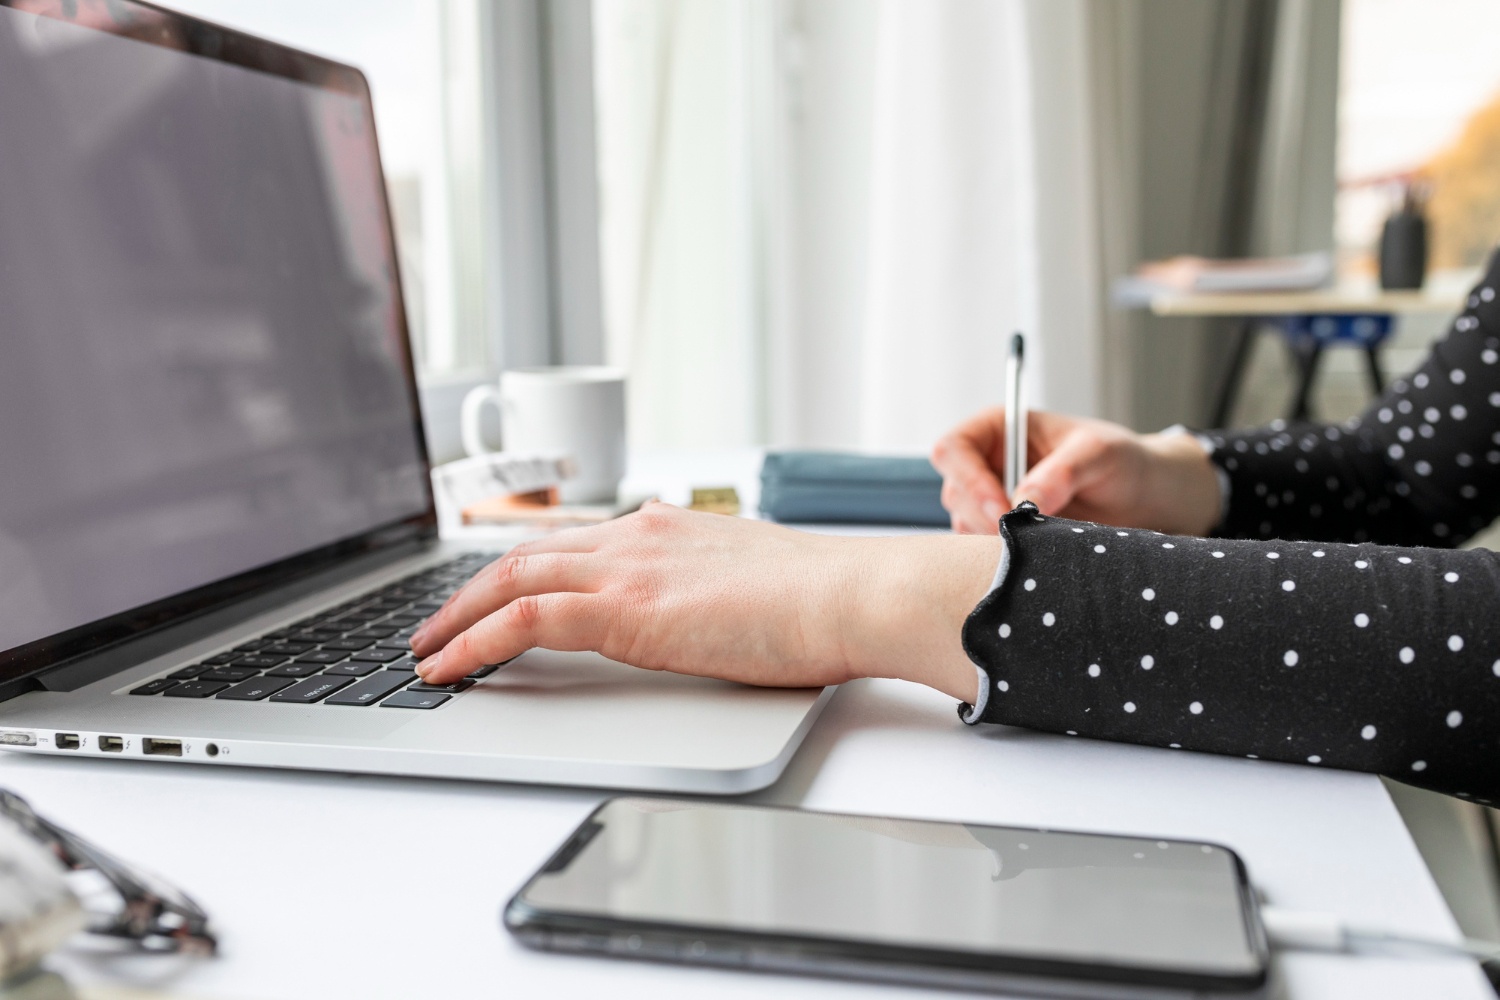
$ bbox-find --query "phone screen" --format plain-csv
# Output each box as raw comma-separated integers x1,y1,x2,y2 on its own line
514,798,1265,984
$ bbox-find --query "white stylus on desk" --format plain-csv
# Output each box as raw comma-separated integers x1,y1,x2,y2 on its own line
1004,332,1027,499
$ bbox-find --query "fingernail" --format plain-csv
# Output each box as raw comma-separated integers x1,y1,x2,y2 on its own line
982,500,1004,522
415,652,440,680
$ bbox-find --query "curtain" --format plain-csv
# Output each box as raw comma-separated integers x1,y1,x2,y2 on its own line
820,0,1048,452
590,0,1332,451
593,0,765,449
596,0,1076,453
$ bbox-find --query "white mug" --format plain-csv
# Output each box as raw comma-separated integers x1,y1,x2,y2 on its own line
460,366,627,504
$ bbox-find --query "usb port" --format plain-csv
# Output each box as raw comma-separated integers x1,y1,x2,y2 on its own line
54,733,81,750
99,736,125,753
142,738,182,757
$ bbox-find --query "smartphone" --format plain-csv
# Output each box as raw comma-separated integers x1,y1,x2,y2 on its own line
505,798,1269,998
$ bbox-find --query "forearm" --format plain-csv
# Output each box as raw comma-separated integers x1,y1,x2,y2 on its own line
1137,431,1224,536
961,504,1500,801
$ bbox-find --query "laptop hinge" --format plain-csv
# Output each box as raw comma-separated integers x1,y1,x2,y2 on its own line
0,677,44,704
24,538,437,697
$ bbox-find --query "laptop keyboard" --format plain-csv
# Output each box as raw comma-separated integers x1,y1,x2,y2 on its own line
125,552,500,710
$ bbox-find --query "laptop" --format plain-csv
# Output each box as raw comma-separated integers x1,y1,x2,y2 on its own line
0,0,830,793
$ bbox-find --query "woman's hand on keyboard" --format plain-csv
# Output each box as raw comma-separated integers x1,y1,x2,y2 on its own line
407,502,998,702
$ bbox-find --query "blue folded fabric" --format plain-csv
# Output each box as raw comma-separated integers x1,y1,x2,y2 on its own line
759,451,950,526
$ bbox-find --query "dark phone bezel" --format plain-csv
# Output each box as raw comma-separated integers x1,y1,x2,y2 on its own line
503,799,1271,995
0,0,437,690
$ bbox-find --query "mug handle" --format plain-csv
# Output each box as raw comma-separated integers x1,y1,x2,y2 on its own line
460,384,502,457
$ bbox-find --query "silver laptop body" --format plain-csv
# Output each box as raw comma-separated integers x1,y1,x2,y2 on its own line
0,1,828,794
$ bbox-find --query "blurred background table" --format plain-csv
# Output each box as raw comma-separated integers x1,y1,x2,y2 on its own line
1140,276,1473,425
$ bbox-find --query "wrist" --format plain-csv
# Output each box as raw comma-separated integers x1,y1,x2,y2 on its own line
1141,432,1223,536
836,535,1000,702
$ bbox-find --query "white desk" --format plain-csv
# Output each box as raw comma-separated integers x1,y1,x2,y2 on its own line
9,452,1488,999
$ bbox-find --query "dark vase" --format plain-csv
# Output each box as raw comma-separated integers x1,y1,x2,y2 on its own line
1378,195,1428,291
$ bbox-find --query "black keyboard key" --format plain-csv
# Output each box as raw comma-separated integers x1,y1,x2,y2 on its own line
130,678,179,696
164,681,231,699
233,641,269,653
323,661,380,677
382,690,451,710
263,628,299,640
326,671,413,706
217,676,296,701
321,638,373,651
384,657,420,672
202,652,241,666
289,631,335,644
348,626,400,640
235,654,289,669
295,650,349,664
407,679,474,694
200,667,261,682
467,664,500,679
375,637,416,651
261,642,315,656
268,675,355,704
267,662,325,678
384,615,423,627
350,648,404,663
169,665,208,680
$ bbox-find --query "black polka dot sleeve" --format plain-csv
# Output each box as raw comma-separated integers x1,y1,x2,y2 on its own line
1205,249,1500,546
960,505,1500,801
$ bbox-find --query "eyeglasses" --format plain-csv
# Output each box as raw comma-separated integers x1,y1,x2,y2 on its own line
0,789,216,956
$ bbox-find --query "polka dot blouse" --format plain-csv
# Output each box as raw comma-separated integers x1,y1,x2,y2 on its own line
959,252,1500,803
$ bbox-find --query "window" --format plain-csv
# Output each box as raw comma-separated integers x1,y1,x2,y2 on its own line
1338,0,1500,270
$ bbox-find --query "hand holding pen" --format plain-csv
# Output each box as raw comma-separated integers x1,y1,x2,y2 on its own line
930,335,1224,536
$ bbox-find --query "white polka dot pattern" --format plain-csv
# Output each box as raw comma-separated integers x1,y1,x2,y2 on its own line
964,254,1500,790
963,485,1500,802
1205,265,1500,551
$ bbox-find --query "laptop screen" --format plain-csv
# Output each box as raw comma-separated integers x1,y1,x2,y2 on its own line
0,2,433,666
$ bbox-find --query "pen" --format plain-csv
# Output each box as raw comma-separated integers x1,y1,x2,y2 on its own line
1004,332,1027,499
